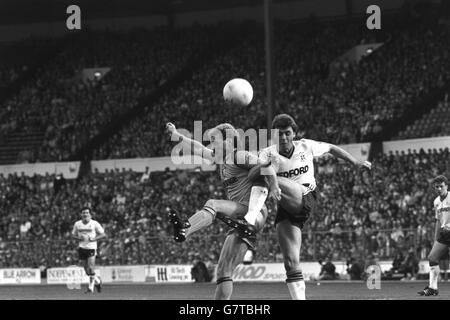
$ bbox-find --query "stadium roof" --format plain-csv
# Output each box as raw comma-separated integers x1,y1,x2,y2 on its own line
1,0,301,25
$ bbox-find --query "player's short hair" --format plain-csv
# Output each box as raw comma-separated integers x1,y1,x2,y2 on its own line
81,207,92,214
272,114,298,132
212,123,239,141
433,175,448,185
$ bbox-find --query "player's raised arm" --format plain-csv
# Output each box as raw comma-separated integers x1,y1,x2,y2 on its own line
166,122,214,162
326,143,372,170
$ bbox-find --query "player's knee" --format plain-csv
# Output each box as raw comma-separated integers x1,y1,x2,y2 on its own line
428,254,439,266
85,266,94,276
205,199,218,211
216,269,232,280
217,256,233,279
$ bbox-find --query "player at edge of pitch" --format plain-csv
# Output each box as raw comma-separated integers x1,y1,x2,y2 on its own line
418,175,450,296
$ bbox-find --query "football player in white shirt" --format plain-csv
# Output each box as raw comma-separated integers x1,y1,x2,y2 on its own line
72,207,106,294
244,114,371,300
418,175,450,296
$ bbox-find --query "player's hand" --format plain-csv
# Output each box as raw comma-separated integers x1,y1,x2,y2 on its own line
165,122,176,135
269,186,282,202
356,160,371,171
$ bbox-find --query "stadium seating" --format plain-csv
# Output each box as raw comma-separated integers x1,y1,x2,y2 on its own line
0,26,217,164
95,14,450,159
1,11,449,164
398,95,450,139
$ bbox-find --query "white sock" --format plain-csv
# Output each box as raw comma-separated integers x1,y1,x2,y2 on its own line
89,276,95,290
185,207,216,237
287,281,306,300
244,186,268,225
429,265,440,289
94,275,101,284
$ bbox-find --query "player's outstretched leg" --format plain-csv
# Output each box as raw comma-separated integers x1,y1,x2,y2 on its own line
418,241,447,296
277,219,305,300
171,200,249,242
214,233,249,300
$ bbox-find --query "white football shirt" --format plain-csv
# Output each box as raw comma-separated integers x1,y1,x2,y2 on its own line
72,219,105,250
259,139,331,191
434,192,450,230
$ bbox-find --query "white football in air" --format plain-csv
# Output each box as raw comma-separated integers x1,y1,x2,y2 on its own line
223,78,253,107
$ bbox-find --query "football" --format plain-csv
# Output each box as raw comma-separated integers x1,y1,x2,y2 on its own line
223,78,253,107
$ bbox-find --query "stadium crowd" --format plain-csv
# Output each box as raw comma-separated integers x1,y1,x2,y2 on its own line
0,26,217,162
0,9,447,164
0,148,448,270
95,12,450,160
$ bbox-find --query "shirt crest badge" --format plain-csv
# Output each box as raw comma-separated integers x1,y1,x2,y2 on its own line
296,153,306,161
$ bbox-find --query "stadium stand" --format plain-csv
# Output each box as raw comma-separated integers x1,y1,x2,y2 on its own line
0,26,219,164
94,13,450,160
398,94,450,139
1,10,448,164
1,148,448,268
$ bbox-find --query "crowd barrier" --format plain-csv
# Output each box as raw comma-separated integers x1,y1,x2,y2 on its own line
0,260,439,285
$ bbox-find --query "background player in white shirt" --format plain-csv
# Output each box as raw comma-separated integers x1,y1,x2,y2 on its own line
72,207,106,294
418,175,450,296
247,114,371,299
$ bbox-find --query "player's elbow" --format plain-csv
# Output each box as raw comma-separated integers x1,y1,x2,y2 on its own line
248,166,261,181
328,144,339,155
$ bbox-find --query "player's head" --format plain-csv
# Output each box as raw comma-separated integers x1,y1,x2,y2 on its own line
81,207,92,222
433,175,448,196
208,123,239,162
271,114,297,153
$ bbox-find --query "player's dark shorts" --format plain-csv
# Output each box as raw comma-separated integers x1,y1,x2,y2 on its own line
437,228,450,246
78,248,96,260
275,186,317,229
